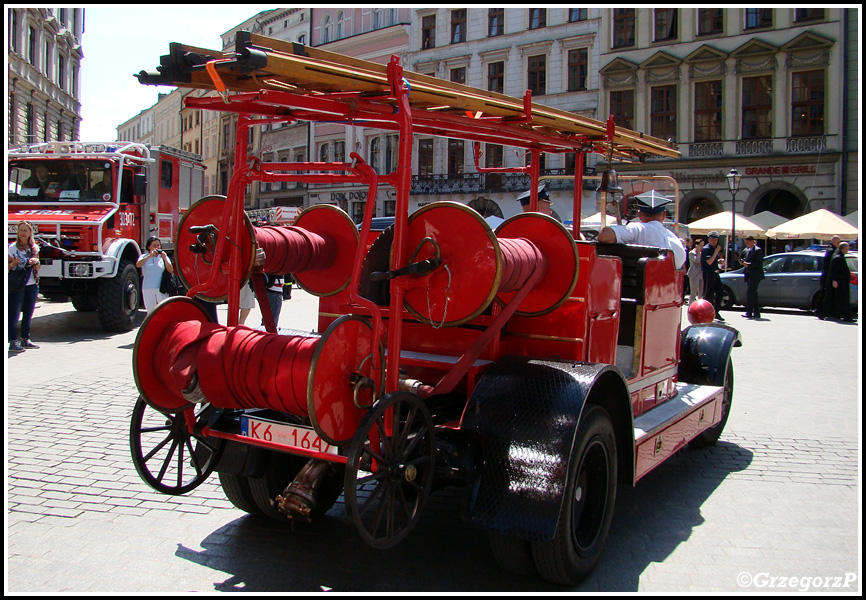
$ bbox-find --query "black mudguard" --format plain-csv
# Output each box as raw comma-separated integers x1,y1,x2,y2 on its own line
678,323,742,386
462,355,626,542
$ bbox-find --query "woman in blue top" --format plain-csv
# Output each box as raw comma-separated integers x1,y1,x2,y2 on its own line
8,221,41,353
136,236,174,314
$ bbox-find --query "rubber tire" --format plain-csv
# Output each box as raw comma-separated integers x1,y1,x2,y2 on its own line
245,453,345,523
531,405,617,585
489,531,537,577
247,453,307,522
218,472,265,516
97,259,140,332
71,294,98,312
721,286,736,310
690,358,734,448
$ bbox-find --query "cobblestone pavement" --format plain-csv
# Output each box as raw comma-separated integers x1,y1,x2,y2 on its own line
5,294,861,593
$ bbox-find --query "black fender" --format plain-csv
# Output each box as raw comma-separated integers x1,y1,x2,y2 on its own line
462,356,629,542
678,323,742,386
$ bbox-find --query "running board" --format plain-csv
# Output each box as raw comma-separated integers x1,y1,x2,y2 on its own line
633,382,724,482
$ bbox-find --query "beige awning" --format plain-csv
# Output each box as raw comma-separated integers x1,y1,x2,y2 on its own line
686,211,766,237
765,209,858,240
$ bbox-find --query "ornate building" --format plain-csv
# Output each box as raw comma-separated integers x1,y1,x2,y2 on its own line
8,7,84,145
597,8,858,221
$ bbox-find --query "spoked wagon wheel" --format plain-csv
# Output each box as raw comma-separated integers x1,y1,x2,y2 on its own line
130,396,223,495
344,391,436,549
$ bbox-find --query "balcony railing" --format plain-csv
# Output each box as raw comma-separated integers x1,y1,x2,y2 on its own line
735,139,774,155
786,135,827,153
410,168,595,195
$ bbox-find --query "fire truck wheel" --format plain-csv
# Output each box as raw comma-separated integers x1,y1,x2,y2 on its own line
70,295,98,312
218,473,265,516
97,259,140,332
531,405,617,585
488,531,537,577
344,392,436,549
689,358,733,448
247,453,308,522
129,397,223,495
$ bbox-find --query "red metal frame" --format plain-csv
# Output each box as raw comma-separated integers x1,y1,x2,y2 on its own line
169,53,688,471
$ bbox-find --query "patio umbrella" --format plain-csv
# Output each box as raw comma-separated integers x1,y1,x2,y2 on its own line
843,210,858,228
686,211,766,237
765,208,858,241
747,210,789,231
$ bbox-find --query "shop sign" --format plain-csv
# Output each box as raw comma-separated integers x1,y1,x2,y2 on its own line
744,165,816,176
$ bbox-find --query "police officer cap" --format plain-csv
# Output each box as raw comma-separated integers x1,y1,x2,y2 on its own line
634,189,673,214
518,184,550,206
708,231,720,239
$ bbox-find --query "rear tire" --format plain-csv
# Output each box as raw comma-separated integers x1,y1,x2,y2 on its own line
97,259,140,332
489,531,537,577
218,472,265,516
531,405,617,585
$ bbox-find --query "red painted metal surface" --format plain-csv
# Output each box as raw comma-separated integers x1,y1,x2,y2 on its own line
403,202,500,327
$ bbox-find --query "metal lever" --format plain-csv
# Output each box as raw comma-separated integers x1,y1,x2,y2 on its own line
188,224,217,254
370,258,441,282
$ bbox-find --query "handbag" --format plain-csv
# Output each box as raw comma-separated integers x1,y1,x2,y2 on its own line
8,266,32,294
159,269,179,295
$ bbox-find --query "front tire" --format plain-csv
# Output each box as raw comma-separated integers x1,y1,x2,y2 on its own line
531,405,617,585
97,259,140,332
721,286,735,310
690,358,733,448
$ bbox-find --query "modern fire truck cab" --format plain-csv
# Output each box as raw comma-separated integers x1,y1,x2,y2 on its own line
7,141,204,331
127,33,741,587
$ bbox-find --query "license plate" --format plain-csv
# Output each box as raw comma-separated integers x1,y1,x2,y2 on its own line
241,416,338,455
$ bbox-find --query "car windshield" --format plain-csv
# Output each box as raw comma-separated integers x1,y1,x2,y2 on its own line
8,159,115,201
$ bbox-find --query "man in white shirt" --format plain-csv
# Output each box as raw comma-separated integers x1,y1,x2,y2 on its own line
596,190,686,268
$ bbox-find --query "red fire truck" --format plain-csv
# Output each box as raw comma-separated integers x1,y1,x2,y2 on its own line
129,34,740,585
7,142,205,331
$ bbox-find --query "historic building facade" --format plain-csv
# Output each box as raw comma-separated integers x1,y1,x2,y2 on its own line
8,7,84,145
112,8,858,222
401,7,603,222
597,8,858,221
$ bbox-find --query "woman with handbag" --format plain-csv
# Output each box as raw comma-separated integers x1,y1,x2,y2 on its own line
8,221,41,353
135,236,174,314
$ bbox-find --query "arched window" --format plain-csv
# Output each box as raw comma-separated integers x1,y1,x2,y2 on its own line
335,11,344,40
322,14,331,44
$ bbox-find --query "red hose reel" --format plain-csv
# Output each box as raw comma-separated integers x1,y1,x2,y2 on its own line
134,298,380,446
175,196,358,301
402,202,579,326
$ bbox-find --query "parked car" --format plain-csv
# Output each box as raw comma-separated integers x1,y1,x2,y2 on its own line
720,250,858,312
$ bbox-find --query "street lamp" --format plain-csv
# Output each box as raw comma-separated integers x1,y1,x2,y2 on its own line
726,168,742,271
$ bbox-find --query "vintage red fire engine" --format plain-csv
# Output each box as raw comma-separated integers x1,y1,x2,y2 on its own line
7,142,204,331
130,33,740,585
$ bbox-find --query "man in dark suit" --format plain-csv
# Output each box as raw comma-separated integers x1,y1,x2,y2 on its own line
738,235,765,319
818,235,841,320
828,241,854,322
